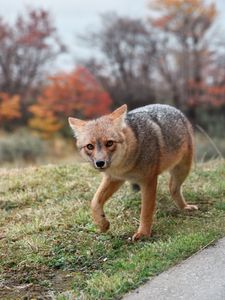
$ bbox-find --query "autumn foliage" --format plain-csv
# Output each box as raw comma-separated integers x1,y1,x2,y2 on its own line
29,67,112,136
147,0,223,119
0,93,21,126
0,8,64,126
188,80,225,107
0,4,224,138
0,8,64,95
151,0,216,31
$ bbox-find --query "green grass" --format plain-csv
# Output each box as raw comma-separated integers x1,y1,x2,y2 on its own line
0,160,225,299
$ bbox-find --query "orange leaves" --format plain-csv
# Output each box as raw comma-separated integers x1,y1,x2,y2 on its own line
0,66,111,137
150,0,217,33
29,103,63,136
15,8,57,49
29,115,62,138
151,0,216,16
29,67,112,137
0,93,21,123
0,7,65,125
153,15,173,28
148,0,221,114
188,80,225,107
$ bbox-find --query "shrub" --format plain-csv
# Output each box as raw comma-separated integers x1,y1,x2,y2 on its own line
0,129,48,163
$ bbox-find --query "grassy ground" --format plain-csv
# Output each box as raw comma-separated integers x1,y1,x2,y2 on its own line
0,160,225,300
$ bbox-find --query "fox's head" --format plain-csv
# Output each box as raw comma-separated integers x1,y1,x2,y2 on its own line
68,105,128,171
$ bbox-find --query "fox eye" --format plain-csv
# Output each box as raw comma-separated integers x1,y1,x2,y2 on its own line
86,144,94,150
105,140,114,147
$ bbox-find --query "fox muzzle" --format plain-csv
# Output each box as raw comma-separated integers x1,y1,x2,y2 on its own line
95,160,106,169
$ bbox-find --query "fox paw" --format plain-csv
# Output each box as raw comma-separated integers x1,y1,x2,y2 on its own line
99,219,110,233
132,231,151,242
184,204,198,211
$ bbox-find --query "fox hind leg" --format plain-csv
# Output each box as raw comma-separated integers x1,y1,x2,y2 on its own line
132,176,158,241
169,154,198,211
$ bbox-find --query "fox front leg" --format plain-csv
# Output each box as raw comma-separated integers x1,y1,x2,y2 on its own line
91,175,124,233
132,176,158,241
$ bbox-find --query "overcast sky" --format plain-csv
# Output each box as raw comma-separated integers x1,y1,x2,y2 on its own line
1,0,225,70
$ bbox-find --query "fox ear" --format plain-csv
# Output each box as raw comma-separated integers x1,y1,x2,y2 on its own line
110,104,127,119
68,117,86,137
110,104,127,128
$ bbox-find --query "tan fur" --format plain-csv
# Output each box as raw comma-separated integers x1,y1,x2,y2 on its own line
69,104,198,241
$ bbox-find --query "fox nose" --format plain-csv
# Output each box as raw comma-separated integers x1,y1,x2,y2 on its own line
95,160,106,169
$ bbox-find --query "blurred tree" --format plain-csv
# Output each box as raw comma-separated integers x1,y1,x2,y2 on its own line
0,93,21,128
0,8,65,125
29,67,112,137
149,0,217,121
81,13,157,110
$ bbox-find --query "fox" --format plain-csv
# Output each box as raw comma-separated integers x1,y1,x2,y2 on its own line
68,104,198,241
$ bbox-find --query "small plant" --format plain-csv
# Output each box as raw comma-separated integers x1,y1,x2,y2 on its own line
196,133,225,162
0,129,48,163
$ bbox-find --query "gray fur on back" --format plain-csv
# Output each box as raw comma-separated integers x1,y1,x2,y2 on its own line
126,104,190,167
